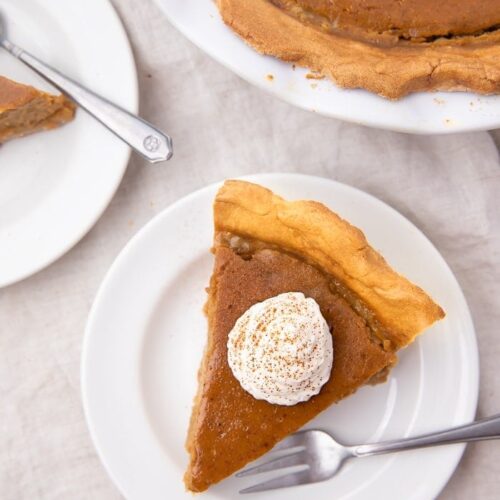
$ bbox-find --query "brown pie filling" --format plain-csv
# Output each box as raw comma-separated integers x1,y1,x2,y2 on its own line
186,233,398,491
218,230,399,352
271,0,500,46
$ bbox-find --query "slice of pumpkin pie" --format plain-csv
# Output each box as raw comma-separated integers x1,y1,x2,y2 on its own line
185,180,444,492
0,75,75,143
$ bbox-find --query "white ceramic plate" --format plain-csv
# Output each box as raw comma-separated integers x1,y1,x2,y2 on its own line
154,0,500,134
82,173,478,500
0,0,138,287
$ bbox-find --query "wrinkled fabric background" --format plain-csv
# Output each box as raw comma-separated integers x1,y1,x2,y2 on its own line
1,0,499,498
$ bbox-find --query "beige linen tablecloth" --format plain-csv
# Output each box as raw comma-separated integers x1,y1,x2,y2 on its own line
1,1,499,498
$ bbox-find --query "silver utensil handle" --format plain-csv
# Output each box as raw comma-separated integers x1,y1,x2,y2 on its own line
1,39,172,163
353,414,500,457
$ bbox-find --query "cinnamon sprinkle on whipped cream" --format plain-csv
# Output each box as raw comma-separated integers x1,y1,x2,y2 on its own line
227,292,333,406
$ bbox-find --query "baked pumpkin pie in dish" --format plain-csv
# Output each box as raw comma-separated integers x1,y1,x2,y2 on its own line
216,0,500,98
184,180,445,492
0,76,75,143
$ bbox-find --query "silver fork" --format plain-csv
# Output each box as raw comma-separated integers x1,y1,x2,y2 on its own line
0,11,173,163
237,413,500,494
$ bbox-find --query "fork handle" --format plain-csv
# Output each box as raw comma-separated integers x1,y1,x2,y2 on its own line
0,38,173,163
353,414,500,457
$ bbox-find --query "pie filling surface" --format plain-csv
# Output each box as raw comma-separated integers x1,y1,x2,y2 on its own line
184,180,444,492
216,0,500,98
272,0,500,42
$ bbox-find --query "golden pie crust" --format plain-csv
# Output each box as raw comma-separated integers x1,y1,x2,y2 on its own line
216,0,500,98
184,180,444,492
0,76,75,143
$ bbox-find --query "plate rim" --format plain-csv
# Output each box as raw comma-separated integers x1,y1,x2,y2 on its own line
81,172,479,500
0,0,139,288
153,0,500,135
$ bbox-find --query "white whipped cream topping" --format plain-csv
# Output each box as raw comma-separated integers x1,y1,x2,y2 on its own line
227,292,333,406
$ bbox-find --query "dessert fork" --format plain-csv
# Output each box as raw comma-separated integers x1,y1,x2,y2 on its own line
0,12,172,163
237,413,500,493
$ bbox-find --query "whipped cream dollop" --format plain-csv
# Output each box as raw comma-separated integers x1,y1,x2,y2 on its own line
227,292,333,406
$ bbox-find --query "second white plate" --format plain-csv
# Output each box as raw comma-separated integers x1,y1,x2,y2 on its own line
0,0,138,287
82,173,478,500
155,0,500,134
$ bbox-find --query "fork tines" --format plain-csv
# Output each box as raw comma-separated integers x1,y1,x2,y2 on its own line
237,432,311,493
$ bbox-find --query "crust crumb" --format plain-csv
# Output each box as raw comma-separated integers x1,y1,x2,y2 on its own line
306,72,325,80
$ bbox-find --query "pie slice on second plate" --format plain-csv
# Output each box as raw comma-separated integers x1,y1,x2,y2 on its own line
185,180,444,492
0,75,75,143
